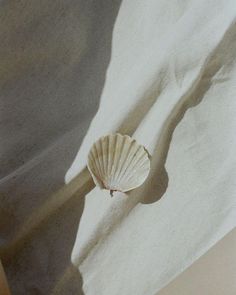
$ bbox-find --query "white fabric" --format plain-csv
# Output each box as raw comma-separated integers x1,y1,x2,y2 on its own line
0,0,236,294
68,0,236,294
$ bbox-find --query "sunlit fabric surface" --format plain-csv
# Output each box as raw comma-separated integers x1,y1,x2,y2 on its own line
0,0,236,294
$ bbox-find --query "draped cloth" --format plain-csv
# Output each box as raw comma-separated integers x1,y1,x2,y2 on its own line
0,0,236,294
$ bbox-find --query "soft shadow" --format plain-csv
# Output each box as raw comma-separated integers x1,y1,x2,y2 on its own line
124,22,236,204
0,0,122,294
117,74,169,204
2,179,93,295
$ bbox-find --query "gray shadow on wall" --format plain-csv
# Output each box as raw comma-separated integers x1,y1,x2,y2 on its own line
119,21,236,204
3,181,93,295
0,0,122,294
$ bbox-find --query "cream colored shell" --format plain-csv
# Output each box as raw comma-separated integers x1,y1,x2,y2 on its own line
87,133,150,196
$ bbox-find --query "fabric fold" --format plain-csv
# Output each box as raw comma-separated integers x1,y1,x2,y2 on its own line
68,1,236,294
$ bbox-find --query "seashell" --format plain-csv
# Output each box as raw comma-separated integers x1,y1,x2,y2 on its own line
87,133,150,196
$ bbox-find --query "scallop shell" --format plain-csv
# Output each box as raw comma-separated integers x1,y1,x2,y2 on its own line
87,133,150,196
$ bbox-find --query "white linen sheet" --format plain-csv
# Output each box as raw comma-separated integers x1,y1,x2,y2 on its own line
0,0,236,294
68,0,236,294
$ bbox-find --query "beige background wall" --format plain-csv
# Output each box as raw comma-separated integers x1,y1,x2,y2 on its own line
159,228,236,295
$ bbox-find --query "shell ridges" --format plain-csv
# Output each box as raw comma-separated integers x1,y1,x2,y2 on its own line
87,133,150,195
